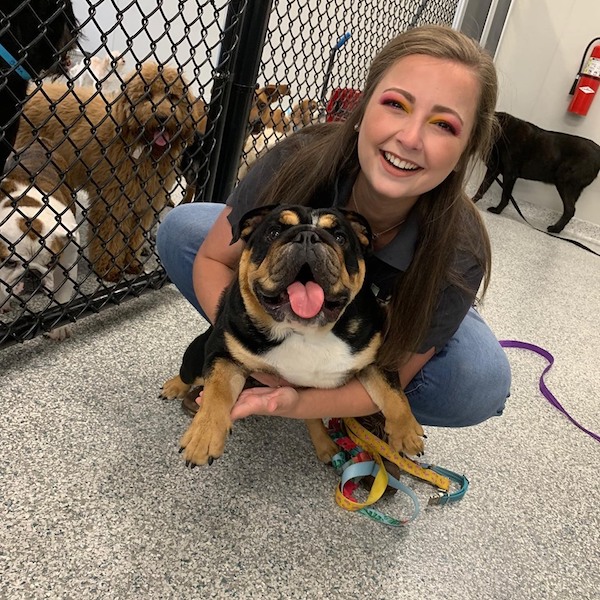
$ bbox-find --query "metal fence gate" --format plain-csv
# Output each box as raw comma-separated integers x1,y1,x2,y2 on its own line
0,0,458,348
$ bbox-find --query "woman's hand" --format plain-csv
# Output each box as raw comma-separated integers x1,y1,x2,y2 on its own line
229,386,300,421
192,384,300,421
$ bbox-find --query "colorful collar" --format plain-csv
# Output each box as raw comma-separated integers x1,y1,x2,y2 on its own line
0,43,32,81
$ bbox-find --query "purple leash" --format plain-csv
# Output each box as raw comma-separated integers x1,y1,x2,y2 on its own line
499,340,599,443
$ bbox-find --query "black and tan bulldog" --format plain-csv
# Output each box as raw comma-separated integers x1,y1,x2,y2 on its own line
161,204,425,467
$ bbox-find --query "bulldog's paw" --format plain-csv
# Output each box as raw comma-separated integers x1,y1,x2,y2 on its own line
179,410,231,467
160,375,191,400
385,416,425,457
312,434,340,464
305,418,339,464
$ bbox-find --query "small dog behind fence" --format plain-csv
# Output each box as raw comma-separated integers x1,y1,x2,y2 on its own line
15,62,199,283
68,49,127,93
179,83,320,202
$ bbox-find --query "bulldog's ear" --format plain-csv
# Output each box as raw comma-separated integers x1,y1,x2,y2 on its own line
231,204,279,244
339,209,373,252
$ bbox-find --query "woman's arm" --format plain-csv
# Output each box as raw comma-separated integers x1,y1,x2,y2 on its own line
193,205,243,323
399,347,435,388
229,348,435,421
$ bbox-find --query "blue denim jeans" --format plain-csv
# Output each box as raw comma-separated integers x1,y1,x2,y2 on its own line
157,203,511,428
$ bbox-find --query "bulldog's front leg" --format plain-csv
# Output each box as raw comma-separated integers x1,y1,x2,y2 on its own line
383,404,425,457
305,418,339,464
358,365,425,456
179,358,247,466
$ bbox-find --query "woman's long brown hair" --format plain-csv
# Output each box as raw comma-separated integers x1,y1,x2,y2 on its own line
258,25,498,371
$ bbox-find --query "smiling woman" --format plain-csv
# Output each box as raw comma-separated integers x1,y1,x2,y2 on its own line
156,24,511,438
355,54,479,225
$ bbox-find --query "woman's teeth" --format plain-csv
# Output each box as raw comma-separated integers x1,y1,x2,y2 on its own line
383,152,419,170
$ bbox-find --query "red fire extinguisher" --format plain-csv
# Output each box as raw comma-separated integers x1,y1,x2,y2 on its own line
568,39,600,116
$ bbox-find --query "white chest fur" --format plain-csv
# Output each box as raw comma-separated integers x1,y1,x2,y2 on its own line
260,330,367,389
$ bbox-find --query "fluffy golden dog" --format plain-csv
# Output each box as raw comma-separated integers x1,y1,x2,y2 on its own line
16,63,198,281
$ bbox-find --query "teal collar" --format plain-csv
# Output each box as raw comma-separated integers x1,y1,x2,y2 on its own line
0,43,32,80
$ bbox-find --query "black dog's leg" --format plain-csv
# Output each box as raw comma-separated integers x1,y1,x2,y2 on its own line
488,174,517,214
179,326,213,385
160,326,213,399
472,163,500,203
548,182,581,233
0,83,27,173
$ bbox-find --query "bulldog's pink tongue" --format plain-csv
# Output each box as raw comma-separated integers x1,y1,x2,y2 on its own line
287,281,325,319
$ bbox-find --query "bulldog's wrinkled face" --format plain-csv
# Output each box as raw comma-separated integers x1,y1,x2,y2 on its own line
233,205,372,328
0,178,77,310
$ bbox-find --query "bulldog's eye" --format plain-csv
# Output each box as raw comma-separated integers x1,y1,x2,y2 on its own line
334,232,347,245
2,259,18,269
266,226,281,242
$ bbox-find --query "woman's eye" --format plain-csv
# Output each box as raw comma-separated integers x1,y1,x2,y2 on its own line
432,120,457,134
384,99,407,111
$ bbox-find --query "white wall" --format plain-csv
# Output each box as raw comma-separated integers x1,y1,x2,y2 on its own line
493,0,600,226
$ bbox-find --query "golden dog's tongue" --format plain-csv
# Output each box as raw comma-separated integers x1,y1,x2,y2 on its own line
287,281,325,319
153,131,170,147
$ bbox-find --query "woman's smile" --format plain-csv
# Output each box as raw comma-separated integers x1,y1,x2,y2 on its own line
380,150,422,174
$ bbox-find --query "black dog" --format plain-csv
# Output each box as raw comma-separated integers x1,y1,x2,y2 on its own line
160,205,424,467
0,0,78,173
473,111,600,233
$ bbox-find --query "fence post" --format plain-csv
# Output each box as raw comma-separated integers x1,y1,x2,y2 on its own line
193,0,243,203
198,0,273,204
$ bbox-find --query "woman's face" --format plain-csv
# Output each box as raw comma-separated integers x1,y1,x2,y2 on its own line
357,54,480,205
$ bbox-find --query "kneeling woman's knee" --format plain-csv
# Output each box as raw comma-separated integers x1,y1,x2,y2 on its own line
407,342,512,428
454,349,511,425
156,205,196,258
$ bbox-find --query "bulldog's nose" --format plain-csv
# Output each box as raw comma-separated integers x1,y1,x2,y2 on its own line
293,229,320,246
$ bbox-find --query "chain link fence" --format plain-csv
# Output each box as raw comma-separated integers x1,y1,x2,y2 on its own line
0,0,458,347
